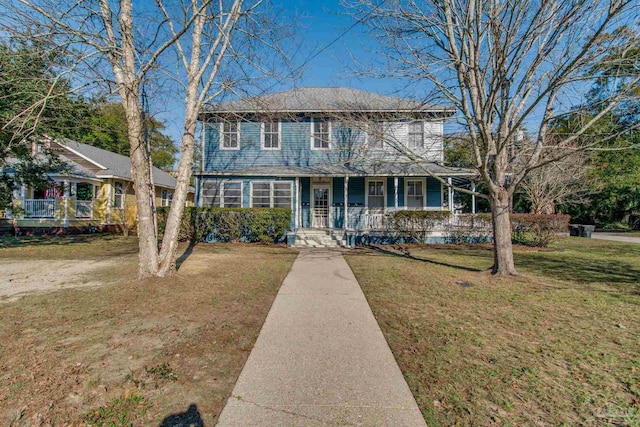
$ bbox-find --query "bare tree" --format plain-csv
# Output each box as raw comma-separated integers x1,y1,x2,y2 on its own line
521,151,592,214
3,0,288,277
349,0,640,274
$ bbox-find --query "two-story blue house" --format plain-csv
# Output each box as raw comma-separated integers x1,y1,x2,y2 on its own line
195,87,475,247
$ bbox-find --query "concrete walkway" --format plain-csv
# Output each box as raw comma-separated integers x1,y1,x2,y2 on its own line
217,250,426,426
592,232,640,244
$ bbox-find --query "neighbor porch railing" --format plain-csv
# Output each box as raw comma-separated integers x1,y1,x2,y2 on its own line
23,199,56,218
75,200,93,218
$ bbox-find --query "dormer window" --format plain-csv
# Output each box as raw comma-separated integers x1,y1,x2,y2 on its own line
221,121,240,150
311,119,330,150
408,122,424,149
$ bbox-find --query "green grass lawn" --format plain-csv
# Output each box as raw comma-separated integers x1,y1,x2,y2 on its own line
345,238,640,426
0,236,297,426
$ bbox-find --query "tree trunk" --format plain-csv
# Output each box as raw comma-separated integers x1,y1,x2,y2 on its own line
156,113,198,277
490,189,517,275
123,93,159,278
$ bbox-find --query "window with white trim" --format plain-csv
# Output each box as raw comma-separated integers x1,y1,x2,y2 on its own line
408,122,424,149
201,181,242,207
221,122,239,149
262,121,280,149
367,179,385,210
367,122,385,149
113,181,124,209
222,182,242,207
312,119,330,149
406,180,424,209
251,181,292,208
161,189,173,207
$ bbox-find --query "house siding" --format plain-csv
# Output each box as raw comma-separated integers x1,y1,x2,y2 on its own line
203,118,444,171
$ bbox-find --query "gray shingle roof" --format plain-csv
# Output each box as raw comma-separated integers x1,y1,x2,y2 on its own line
59,139,181,189
205,87,453,114
199,162,476,177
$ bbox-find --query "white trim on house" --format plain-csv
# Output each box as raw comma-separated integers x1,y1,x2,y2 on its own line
310,117,332,150
364,121,386,151
260,120,282,150
310,178,332,228
404,177,427,210
221,181,243,207
407,121,425,150
59,144,108,170
249,180,293,209
219,121,241,151
365,177,386,212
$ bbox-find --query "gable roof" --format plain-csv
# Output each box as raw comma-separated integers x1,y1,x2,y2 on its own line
204,87,453,116
56,139,181,189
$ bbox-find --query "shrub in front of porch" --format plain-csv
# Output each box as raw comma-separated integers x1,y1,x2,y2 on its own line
511,214,571,247
387,210,451,243
157,207,291,243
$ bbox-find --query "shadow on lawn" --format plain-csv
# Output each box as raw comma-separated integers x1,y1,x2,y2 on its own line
160,404,204,426
175,240,197,271
365,245,486,273
517,252,640,292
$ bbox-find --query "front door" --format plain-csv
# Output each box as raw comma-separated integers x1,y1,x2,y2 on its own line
312,186,330,228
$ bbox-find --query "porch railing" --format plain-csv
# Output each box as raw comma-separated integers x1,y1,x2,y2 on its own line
358,211,460,231
75,200,93,218
23,199,56,218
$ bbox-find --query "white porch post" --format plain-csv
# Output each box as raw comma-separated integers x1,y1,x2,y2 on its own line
63,180,70,227
471,182,477,214
448,177,454,212
106,182,112,224
295,177,300,230
394,177,399,209
19,185,26,218
343,176,349,231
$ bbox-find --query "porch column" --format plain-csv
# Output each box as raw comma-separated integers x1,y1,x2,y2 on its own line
63,180,70,227
394,177,399,209
471,182,477,214
106,182,112,224
448,177,454,212
343,176,349,231
294,177,300,230
19,185,26,219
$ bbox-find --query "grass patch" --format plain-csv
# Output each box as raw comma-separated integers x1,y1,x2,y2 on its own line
345,237,640,426
0,233,139,259
0,239,297,425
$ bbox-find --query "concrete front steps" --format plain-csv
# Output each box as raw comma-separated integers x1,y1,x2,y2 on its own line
293,228,348,249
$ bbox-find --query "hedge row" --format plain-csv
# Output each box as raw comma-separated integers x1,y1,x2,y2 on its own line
157,207,291,243
384,211,570,247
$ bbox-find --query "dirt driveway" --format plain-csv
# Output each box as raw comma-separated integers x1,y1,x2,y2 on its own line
0,257,133,302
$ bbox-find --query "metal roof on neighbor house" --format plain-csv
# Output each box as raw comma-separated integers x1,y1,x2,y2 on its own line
203,87,455,116
198,162,476,178
58,139,182,189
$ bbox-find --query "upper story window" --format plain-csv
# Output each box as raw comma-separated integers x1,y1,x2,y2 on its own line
408,122,424,149
221,122,240,150
367,122,385,150
262,121,280,150
312,119,330,150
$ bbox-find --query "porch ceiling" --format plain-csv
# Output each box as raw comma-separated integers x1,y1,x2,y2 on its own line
198,162,477,178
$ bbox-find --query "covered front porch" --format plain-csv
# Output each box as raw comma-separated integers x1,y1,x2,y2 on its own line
293,175,478,232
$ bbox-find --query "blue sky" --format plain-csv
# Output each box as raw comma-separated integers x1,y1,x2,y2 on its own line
156,0,413,148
